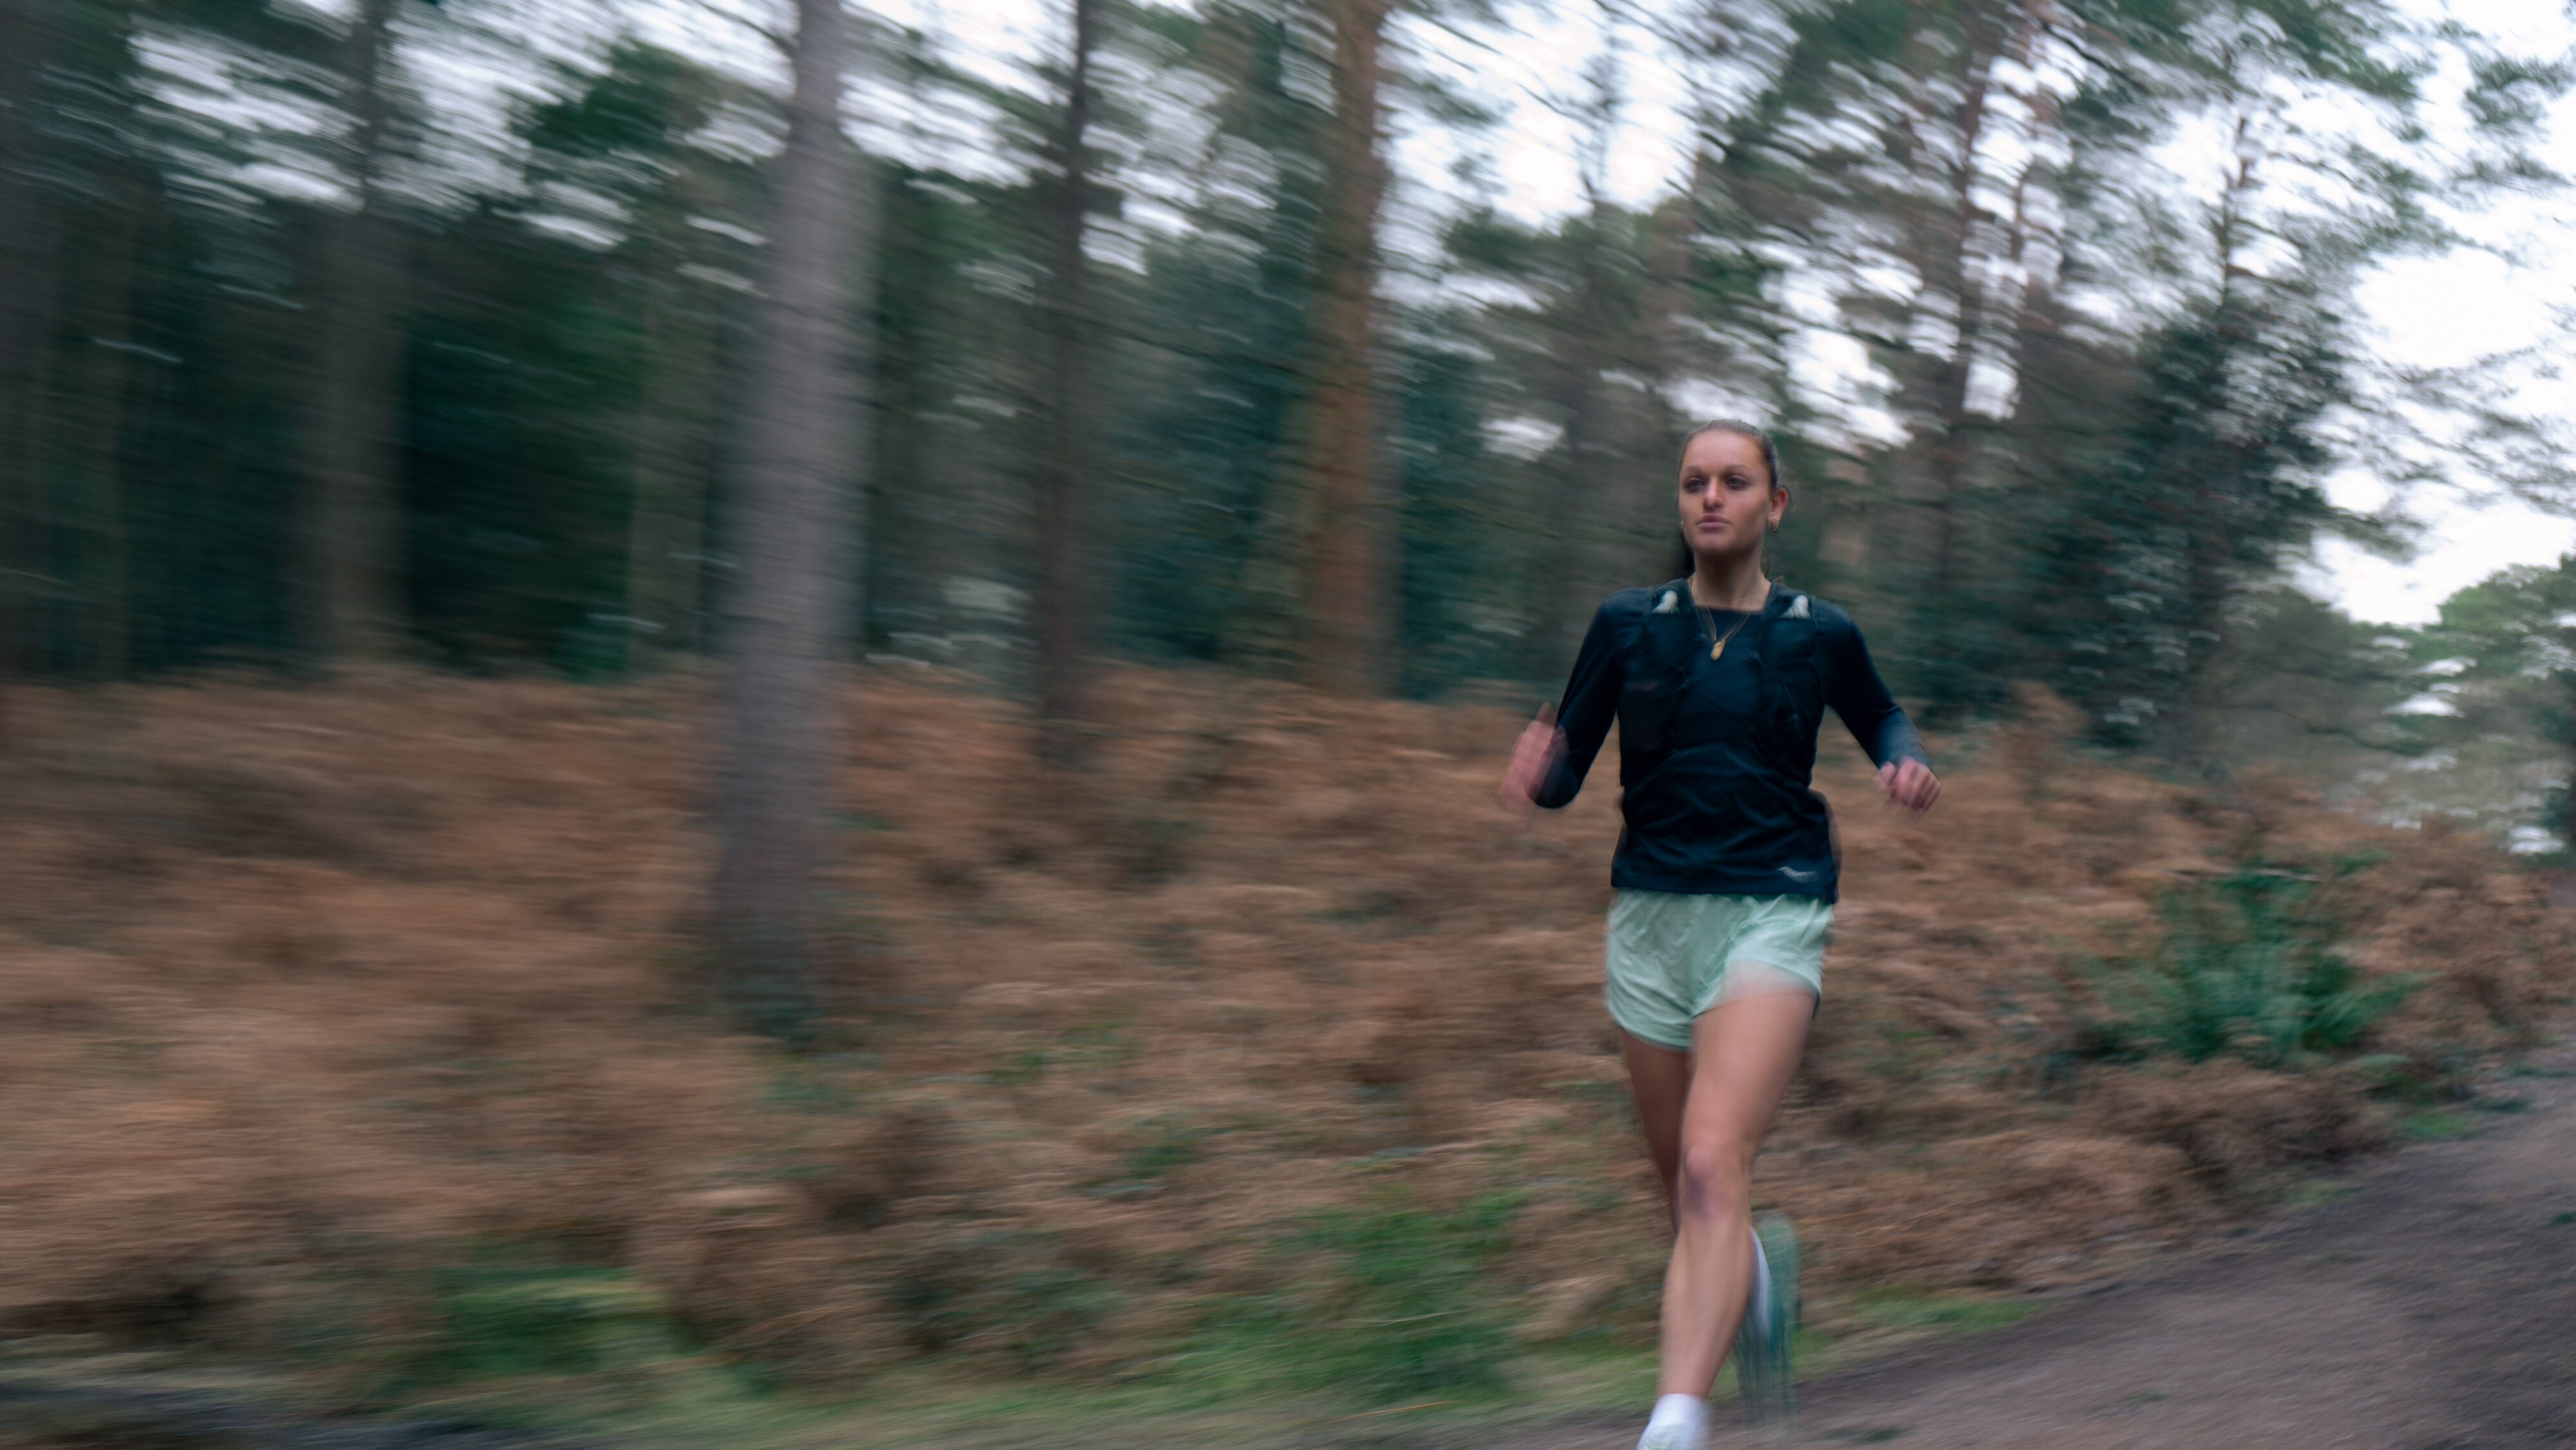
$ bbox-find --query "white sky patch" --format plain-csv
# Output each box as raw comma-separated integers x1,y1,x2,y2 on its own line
1486,415,1564,459
1391,1,1701,224
2303,502,2576,624
1664,376,1776,425
2282,0,2576,624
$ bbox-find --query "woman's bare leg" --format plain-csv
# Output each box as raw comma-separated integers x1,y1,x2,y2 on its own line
1620,1029,1691,1220
1653,988,1812,1398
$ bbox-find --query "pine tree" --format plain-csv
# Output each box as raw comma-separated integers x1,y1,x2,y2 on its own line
1036,0,1103,761
306,0,412,663
1299,0,1396,696
712,0,874,1042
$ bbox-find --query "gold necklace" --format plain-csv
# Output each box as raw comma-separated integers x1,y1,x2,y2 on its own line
1693,598,1757,661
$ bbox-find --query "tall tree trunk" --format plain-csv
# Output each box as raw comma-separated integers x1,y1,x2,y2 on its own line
0,0,62,738
1035,0,1099,765
712,0,866,1044
2168,131,2266,770
308,0,408,663
75,200,146,680
2003,0,2061,349
1298,0,1392,696
1645,149,1714,390
1538,279,1607,674
23,294,66,676
1642,147,1722,584
2562,667,2576,854
1923,0,1999,615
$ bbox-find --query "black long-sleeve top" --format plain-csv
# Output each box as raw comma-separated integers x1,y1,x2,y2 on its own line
1535,581,1927,902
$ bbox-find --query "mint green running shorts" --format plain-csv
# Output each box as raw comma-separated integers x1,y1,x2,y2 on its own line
1604,890,1831,1049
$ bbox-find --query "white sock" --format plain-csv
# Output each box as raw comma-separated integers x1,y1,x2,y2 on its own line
1640,1392,1709,1449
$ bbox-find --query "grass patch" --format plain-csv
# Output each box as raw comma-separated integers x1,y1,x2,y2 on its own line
885,1230,1120,1369
345,1255,692,1413
1179,1190,1526,1404
2277,1174,2364,1210
2396,1108,2481,1142
429,1272,671,1381
1849,1287,2042,1340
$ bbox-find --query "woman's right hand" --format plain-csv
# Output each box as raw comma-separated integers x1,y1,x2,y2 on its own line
1497,703,1564,823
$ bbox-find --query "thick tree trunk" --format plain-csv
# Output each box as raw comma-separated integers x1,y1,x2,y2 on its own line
0,0,61,736
1034,0,1099,765
1298,0,1392,697
308,0,408,663
712,0,865,1044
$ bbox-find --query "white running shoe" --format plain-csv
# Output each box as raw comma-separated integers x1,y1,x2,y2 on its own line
1636,1392,1709,1450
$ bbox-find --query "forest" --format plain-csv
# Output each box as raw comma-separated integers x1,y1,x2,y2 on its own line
6,0,2576,1439
8,0,2576,816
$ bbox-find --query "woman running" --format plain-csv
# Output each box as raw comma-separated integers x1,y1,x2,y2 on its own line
1497,419,1938,1450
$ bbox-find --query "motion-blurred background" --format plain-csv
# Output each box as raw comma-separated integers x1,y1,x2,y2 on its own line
5,0,2576,1442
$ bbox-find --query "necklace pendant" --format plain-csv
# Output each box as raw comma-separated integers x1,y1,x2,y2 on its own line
1710,642,1725,661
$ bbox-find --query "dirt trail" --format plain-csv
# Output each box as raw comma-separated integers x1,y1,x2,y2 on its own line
1519,1045,2576,1450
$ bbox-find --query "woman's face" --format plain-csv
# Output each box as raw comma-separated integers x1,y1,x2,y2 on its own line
1678,430,1785,566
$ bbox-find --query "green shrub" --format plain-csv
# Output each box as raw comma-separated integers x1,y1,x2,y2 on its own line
886,1230,1120,1369
419,1267,676,1383
2079,859,2421,1071
1189,1190,1525,1403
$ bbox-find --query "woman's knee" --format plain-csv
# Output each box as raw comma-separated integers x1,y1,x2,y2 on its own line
1675,1135,1754,1218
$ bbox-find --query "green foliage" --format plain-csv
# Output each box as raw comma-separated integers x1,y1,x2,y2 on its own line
411,1266,677,1385
2079,859,2422,1070
2014,287,2349,753
886,1230,1121,1369
5,0,2572,823
2395,1107,2480,1141
2398,553,2576,854
1396,338,1522,696
1190,1190,1526,1403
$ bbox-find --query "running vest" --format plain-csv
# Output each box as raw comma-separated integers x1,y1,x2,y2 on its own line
1617,580,1826,774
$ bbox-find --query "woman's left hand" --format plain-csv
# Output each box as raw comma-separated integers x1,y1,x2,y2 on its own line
1496,703,1563,824
1876,759,1940,814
